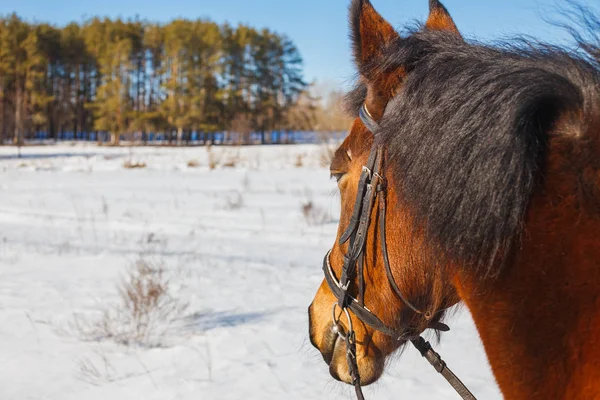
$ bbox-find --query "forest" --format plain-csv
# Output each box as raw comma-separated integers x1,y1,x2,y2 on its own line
0,14,349,145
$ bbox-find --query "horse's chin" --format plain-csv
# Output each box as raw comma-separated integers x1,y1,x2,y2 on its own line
327,334,385,387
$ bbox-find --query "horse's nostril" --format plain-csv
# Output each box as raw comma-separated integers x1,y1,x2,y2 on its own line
320,322,339,365
308,304,340,365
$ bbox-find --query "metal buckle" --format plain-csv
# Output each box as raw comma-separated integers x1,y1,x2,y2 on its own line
331,303,353,340
361,166,372,180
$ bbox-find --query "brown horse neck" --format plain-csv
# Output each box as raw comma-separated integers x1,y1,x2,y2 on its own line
453,165,600,399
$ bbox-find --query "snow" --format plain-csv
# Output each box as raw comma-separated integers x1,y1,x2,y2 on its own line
0,144,502,399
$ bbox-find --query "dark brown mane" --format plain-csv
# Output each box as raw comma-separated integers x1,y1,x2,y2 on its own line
344,16,600,275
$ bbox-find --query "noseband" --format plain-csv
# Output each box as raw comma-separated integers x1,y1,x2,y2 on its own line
322,104,477,400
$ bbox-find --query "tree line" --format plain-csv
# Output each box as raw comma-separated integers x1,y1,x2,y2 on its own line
0,14,348,146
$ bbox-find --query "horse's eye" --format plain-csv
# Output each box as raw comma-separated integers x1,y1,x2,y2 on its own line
331,172,346,183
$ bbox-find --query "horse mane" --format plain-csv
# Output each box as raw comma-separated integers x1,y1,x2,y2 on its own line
345,13,600,275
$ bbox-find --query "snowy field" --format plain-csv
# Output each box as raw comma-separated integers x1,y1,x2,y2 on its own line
0,144,501,400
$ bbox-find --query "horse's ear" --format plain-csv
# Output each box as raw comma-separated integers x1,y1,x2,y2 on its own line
426,0,461,36
350,0,399,74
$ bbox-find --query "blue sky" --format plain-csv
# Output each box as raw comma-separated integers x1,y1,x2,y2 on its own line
1,0,597,87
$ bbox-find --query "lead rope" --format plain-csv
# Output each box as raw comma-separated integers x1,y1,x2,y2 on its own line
340,311,476,400
346,331,366,400
411,337,478,400
342,318,476,400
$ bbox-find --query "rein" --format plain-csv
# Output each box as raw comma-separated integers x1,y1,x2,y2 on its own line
322,104,477,400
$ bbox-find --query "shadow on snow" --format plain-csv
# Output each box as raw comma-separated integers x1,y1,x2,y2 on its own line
0,152,102,161
182,309,279,332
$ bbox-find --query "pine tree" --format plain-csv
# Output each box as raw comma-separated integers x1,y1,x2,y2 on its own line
0,15,316,145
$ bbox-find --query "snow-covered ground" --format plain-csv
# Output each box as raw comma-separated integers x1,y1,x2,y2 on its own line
0,144,501,400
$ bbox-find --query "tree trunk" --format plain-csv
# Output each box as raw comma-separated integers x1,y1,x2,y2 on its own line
0,89,4,145
177,127,183,145
13,79,24,147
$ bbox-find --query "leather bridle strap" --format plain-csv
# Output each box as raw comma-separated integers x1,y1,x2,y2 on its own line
323,252,410,338
378,189,429,316
359,104,380,134
336,143,382,310
324,252,450,337
321,103,477,400
412,337,478,400
336,104,432,321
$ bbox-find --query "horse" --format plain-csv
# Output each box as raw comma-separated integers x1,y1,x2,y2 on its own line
308,1,600,399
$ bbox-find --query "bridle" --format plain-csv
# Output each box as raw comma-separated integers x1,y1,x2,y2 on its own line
321,104,477,400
